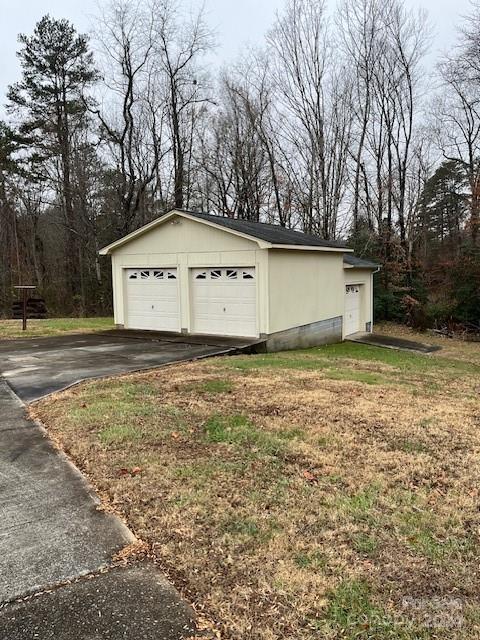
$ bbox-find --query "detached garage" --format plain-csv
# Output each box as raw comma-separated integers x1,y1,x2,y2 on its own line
100,209,378,351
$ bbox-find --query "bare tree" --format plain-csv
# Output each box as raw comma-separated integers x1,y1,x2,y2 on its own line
152,0,214,210
196,71,269,220
267,0,352,238
337,0,383,230
91,0,166,234
432,3,480,245
434,59,480,244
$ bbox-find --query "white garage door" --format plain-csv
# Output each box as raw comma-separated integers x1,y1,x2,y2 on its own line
191,267,257,337
125,268,179,332
344,284,361,336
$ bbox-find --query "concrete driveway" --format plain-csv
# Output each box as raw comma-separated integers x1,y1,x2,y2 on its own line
0,329,253,402
0,380,134,602
0,330,254,637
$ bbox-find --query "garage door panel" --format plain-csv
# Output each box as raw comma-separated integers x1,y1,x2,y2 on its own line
127,294,178,309
127,290,177,306
127,302,178,317
125,269,179,332
191,267,257,337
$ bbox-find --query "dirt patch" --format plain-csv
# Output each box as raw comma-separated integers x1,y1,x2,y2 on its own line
33,341,480,639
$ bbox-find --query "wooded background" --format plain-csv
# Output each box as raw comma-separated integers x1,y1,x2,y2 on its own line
0,0,479,328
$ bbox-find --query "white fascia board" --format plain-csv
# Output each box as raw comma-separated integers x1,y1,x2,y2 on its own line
270,244,353,253
343,263,380,271
99,211,179,255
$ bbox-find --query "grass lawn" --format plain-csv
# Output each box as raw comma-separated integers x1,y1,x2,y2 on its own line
34,328,480,639
0,317,114,340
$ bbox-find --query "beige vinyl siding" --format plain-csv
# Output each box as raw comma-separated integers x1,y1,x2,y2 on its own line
267,250,344,334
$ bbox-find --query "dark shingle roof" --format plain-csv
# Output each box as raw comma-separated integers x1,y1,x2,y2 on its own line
343,254,379,269
178,210,348,249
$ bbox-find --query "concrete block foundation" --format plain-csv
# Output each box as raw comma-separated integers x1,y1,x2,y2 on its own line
262,316,343,352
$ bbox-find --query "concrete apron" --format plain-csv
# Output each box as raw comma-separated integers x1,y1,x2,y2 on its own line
0,380,196,638
346,332,442,354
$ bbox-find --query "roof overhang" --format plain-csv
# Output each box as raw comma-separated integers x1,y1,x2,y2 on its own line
99,209,352,255
343,262,380,271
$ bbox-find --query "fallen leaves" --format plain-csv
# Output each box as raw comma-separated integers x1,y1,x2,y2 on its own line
118,466,143,477
112,540,149,564
302,469,318,483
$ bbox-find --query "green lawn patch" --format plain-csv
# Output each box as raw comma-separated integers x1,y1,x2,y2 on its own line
336,484,381,523
204,414,287,456
222,515,281,543
353,533,379,556
321,580,428,639
198,379,234,393
224,341,480,379
293,549,327,570
397,508,474,562
98,424,141,445
0,317,114,340
324,368,387,385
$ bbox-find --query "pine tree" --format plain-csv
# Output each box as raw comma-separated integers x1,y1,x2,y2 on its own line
7,15,97,308
416,160,469,264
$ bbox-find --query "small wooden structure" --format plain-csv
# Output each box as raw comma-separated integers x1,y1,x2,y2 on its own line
13,286,38,331
12,297,47,320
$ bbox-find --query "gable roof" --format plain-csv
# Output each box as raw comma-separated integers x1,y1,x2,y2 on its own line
99,209,352,255
178,210,348,249
343,254,380,269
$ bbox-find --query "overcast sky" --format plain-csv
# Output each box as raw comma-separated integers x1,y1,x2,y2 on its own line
0,0,473,109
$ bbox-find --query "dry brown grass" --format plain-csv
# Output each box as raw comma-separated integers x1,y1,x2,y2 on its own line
33,335,480,639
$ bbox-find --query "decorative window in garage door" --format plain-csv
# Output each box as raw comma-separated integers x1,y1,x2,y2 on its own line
194,268,255,281
128,269,177,280
346,285,360,294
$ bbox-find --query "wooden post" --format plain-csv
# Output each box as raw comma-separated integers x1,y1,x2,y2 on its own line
22,288,27,331
13,286,36,332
